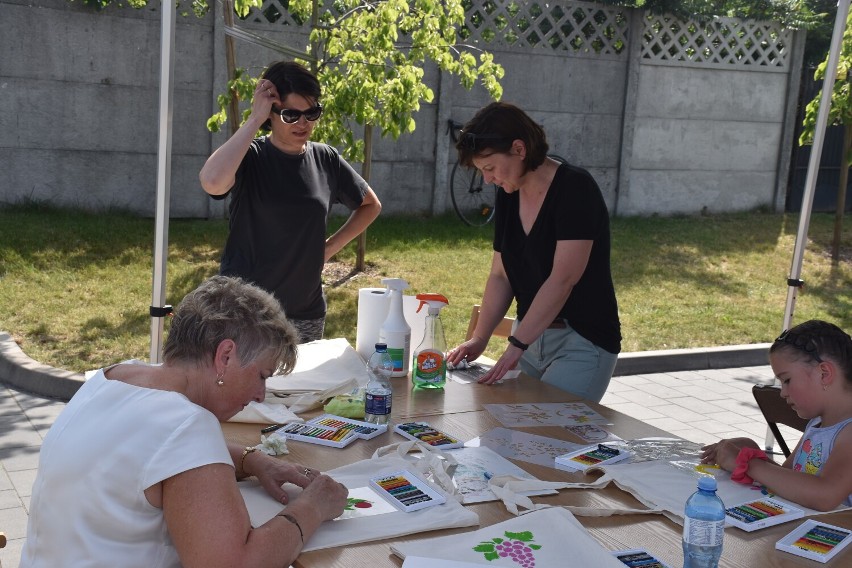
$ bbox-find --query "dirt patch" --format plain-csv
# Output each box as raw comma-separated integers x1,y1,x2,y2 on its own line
322,260,382,288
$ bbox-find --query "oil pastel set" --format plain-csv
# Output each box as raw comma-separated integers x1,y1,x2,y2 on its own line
611,548,672,568
394,422,465,449
724,497,803,532
271,414,387,448
554,443,633,472
369,469,447,512
775,519,851,563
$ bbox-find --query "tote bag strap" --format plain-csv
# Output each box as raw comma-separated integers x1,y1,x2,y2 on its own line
487,473,664,517
371,440,460,498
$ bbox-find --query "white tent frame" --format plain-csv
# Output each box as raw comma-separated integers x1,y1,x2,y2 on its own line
150,2,851,365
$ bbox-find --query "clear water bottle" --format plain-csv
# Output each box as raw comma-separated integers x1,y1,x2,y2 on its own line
682,476,725,568
365,343,394,424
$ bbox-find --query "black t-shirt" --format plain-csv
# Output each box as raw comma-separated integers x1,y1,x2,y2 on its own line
212,139,368,319
494,163,621,354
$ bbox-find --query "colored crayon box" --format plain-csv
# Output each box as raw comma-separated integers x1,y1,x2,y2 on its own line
270,422,360,448
775,519,852,563
554,444,633,472
270,415,389,448
369,469,447,512
393,422,465,449
307,414,388,441
724,497,804,532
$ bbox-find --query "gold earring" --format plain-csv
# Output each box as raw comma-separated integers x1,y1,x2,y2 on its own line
216,370,225,386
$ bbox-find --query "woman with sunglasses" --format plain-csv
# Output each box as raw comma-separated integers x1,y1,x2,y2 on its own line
700,320,852,511
445,102,621,401
200,61,381,342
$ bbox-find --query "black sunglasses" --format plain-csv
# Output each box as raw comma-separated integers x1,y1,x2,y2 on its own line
458,131,511,151
775,329,823,363
276,104,323,124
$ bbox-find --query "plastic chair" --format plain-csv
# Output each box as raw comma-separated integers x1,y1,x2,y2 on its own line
752,384,809,457
465,304,515,341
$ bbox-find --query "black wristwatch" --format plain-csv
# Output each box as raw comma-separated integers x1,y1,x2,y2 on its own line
507,335,529,351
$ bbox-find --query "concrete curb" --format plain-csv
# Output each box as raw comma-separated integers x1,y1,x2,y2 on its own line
1,330,773,402
0,332,85,401
612,343,772,376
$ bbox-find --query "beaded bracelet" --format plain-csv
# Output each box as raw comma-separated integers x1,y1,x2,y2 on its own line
239,446,258,474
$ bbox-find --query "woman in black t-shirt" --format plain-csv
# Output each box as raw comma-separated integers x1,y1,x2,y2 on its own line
446,102,620,401
200,61,382,343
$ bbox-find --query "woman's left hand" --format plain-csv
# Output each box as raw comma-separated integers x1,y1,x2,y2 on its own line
245,452,319,504
478,344,524,385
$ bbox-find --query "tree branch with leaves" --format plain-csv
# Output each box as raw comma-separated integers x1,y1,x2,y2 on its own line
207,0,504,162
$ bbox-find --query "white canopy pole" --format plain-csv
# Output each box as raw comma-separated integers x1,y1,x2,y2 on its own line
149,1,177,363
781,0,851,332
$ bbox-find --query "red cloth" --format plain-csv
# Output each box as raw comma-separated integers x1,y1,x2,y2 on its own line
731,447,769,484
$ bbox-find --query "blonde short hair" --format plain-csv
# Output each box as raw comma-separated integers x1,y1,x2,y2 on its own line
163,276,298,375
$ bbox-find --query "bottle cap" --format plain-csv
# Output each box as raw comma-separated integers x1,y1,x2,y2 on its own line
697,476,717,492
375,343,388,351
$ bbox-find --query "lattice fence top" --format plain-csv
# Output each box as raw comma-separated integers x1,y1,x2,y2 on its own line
460,0,629,56
242,1,792,68
641,13,792,69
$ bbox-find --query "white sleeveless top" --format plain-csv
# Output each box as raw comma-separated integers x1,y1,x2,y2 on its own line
790,416,852,507
21,365,232,567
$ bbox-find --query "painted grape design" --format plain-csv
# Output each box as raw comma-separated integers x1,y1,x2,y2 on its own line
473,530,541,567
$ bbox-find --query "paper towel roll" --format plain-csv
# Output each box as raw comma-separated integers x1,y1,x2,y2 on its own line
356,288,390,362
355,287,428,364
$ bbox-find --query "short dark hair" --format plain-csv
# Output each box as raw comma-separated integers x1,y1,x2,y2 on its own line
456,102,549,174
260,61,322,131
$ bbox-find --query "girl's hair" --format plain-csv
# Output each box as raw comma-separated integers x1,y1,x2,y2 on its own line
162,276,298,376
770,319,852,383
456,102,549,174
259,60,322,132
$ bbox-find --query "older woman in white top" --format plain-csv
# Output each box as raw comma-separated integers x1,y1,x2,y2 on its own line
22,276,348,567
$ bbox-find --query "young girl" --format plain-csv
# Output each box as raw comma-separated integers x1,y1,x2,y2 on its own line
701,319,852,511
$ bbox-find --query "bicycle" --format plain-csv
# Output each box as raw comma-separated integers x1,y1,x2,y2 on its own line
447,120,568,227
448,120,498,227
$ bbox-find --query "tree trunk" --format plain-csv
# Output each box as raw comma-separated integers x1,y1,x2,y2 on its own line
222,0,241,137
357,124,373,272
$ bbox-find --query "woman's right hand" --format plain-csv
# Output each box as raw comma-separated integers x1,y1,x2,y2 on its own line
251,78,279,120
447,337,488,367
294,474,348,521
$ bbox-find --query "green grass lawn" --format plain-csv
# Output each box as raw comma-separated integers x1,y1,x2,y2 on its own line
1,204,849,373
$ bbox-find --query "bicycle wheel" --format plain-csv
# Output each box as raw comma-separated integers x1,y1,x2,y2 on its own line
450,162,498,227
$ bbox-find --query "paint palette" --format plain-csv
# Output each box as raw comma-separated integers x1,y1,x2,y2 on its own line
369,469,447,512
270,415,388,448
393,422,465,449
554,444,632,472
725,497,803,532
775,519,852,563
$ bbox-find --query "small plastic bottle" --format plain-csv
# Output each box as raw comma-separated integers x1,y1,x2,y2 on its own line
365,343,394,424
682,476,725,568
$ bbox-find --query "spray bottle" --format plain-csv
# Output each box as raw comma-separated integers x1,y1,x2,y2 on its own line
411,293,449,389
378,278,411,378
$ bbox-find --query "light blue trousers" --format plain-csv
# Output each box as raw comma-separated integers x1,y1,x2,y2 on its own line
514,319,618,402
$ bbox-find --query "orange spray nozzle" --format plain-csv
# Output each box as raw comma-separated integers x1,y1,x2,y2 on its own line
415,293,449,313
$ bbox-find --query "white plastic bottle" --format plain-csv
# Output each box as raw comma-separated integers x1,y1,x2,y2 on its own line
378,278,411,378
365,343,394,424
411,293,449,389
682,476,725,568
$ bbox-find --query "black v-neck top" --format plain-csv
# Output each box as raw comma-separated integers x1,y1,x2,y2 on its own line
494,163,621,353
